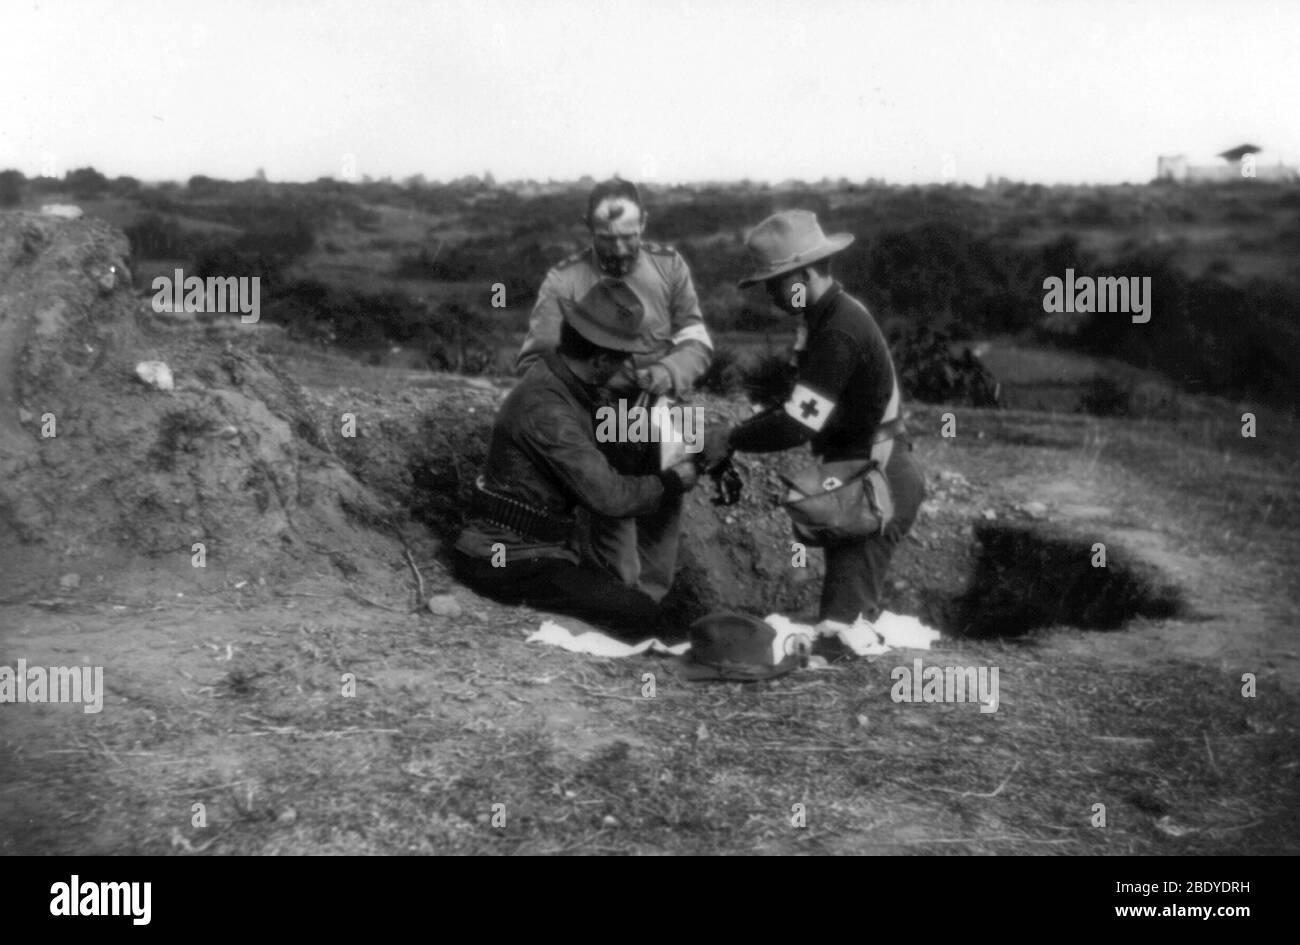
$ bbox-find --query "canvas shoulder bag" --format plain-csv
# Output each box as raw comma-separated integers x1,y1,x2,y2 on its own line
778,377,903,546
779,459,894,546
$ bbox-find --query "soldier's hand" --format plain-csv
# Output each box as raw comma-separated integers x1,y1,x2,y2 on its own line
666,458,700,492
698,423,734,473
636,364,673,397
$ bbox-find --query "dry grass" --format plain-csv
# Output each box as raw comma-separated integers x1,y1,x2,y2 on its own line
3,352,1298,856
5,600,1293,855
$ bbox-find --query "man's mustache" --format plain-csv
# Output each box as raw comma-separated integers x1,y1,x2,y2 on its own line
599,254,637,273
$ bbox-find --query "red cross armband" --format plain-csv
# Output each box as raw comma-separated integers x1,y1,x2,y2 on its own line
783,383,836,432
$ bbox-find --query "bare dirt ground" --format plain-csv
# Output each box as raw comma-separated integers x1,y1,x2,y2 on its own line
1,213,1297,855
3,401,1296,855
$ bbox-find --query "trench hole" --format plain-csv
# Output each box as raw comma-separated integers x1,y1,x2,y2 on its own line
953,520,1185,637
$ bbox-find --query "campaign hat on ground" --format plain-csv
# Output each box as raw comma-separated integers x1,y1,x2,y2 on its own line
558,280,655,354
737,210,855,288
674,611,811,682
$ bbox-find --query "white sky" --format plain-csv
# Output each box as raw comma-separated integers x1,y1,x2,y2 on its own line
1,0,1296,185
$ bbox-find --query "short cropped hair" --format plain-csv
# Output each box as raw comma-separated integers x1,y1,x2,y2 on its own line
586,178,644,227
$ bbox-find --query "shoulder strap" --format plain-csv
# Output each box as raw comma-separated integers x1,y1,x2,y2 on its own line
871,378,902,465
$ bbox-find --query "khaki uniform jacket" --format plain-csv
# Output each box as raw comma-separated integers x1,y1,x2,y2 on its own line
515,243,714,397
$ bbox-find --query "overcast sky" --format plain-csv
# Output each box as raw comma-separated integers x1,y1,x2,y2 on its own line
1,0,1296,186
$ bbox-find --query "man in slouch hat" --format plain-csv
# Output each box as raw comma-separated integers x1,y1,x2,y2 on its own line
702,211,926,642
455,280,699,642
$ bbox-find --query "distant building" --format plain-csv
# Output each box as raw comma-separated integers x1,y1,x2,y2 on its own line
1157,143,1298,183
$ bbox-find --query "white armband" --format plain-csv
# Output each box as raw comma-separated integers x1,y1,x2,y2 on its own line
783,383,835,432
670,322,713,349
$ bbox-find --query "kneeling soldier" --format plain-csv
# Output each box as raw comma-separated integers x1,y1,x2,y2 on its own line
705,211,926,635
453,281,699,642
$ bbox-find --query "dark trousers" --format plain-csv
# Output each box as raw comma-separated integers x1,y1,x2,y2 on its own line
819,443,927,624
451,549,680,643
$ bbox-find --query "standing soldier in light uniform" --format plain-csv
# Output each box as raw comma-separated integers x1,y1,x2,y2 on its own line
516,178,714,602
704,210,926,637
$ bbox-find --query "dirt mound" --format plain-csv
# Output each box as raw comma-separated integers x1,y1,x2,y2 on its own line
0,211,399,594
310,384,502,542
305,385,828,622
660,402,827,622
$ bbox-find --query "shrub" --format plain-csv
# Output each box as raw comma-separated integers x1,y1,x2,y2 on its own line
235,216,315,258
187,175,224,197
126,213,193,259
393,237,547,301
424,301,503,374
859,222,1037,334
1069,197,1116,226
193,243,283,290
889,322,1001,406
696,345,744,395
740,352,797,410
137,188,175,212
1077,375,1133,417
0,169,24,207
64,166,108,199
29,175,66,195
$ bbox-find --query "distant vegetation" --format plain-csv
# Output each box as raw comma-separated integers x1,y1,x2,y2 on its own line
2,167,1296,410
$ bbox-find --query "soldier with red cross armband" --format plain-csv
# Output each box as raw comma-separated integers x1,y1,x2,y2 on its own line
701,211,926,645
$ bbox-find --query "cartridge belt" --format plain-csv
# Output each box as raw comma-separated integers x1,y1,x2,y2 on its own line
472,476,575,543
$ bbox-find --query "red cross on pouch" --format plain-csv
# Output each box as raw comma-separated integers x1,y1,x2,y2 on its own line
800,399,820,419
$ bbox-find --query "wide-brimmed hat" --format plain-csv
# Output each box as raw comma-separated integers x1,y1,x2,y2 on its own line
737,210,855,288
674,612,812,682
558,281,655,354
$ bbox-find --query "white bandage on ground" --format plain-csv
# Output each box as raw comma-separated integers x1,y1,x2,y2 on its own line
811,612,941,657
527,620,689,657
768,612,940,658
783,382,835,432
670,322,713,348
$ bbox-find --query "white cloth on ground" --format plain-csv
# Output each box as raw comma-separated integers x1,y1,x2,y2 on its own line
768,611,941,657
526,620,690,657
526,610,938,660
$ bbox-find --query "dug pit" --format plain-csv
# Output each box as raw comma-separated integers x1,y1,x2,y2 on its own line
952,519,1186,637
